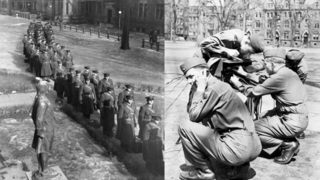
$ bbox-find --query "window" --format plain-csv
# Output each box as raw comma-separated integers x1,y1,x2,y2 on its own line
271,12,273,17
259,12,261,18
139,3,143,17
284,20,289,28
156,4,164,20
315,23,319,29
144,4,147,18
97,2,101,13
313,35,319,40
267,20,272,28
267,12,270,18
256,20,260,28
284,12,287,17
295,33,300,40
256,12,258,18
267,31,272,38
284,31,290,39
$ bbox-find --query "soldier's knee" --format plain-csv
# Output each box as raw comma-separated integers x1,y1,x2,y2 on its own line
178,121,191,137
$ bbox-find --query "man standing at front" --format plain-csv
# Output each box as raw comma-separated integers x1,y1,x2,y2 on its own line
178,57,261,180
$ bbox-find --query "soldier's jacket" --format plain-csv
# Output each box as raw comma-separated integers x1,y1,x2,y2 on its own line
98,78,113,93
63,55,74,70
138,104,155,123
100,92,116,109
199,29,245,59
79,83,96,102
54,76,66,93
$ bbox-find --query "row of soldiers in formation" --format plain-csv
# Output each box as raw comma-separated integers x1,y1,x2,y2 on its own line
23,21,163,174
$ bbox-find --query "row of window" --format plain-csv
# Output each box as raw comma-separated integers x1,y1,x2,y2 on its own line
266,31,319,40
138,3,164,20
239,19,319,29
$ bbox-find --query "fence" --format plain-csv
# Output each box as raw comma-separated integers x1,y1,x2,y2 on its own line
51,21,164,52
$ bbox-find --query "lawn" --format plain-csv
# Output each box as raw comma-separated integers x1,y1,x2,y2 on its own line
0,70,35,94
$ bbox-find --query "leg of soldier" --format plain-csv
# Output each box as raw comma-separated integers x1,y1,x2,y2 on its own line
255,109,308,155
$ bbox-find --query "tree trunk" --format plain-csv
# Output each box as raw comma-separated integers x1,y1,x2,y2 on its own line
120,0,130,50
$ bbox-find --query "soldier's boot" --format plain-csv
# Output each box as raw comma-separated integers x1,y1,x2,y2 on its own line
296,132,305,139
226,162,256,180
274,140,300,164
179,168,215,180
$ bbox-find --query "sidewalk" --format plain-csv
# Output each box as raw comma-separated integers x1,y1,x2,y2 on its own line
0,92,36,107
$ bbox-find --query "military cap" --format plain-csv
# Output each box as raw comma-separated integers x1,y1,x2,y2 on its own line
84,66,90,70
106,87,114,91
75,70,81,74
125,84,133,89
146,96,154,101
56,43,60,45
103,72,110,77
250,33,265,53
263,48,286,59
57,72,63,76
57,61,62,64
66,50,70,53
286,49,305,61
180,57,207,75
125,95,134,100
92,70,98,73
84,75,90,81
69,67,75,71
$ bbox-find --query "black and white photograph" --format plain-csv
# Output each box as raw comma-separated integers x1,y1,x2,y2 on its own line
0,0,164,179
164,0,320,179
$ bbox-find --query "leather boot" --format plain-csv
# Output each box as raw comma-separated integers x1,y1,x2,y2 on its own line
226,162,256,180
296,132,305,139
274,140,300,164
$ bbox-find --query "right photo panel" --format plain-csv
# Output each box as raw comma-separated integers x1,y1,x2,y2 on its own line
165,0,320,179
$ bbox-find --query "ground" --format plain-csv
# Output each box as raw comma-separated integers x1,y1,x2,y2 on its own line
0,14,164,179
164,41,320,180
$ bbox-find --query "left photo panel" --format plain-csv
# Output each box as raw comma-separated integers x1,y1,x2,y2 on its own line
0,0,164,179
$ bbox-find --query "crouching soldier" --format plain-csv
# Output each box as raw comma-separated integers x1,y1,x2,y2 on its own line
100,87,116,137
178,57,261,180
231,48,308,165
142,115,164,175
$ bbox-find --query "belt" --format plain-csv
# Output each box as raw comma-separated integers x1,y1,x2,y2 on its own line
218,127,246,134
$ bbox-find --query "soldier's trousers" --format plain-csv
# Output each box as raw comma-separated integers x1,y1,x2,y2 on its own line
178,121,261,170
255,109,308,155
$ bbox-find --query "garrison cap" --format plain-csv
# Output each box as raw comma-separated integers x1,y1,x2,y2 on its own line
103,72,110,77
125,84,132,89
66,50,70,53
263,48,286,59
180,57,207,75
125,95,134,100
250,33,265,53
286,49,305,61
84,66,90,70
75,70,81,74
92,70,98,73
146,96,154,101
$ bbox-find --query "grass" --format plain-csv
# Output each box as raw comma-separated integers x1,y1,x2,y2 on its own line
0,104,31,119
0,69,35,94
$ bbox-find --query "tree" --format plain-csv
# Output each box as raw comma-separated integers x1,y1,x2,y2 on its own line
207,0,237,31
120,0,131,50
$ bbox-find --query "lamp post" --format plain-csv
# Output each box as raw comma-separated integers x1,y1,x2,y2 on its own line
118,10,122,41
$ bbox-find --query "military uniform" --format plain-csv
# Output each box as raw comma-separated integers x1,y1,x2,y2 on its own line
117,88,134,109
65,70,75,104
63,51,74,71
100,90,116,136
34,52,42,77
142,118,163,174
54,73,66,100
51,55,61,80
178,57,261,179
79,81,96,119
138,103,155,139
242,49,308,157
285,49,308,84
98,75,116,107
72,73,82,110
40,53,52,78
117,101,137,152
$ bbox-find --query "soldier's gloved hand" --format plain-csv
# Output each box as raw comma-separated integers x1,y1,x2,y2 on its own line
230,75,243,89
227,49,240,57
259,75,268,84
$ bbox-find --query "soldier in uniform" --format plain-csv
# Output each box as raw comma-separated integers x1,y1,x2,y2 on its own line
53,72,66,104
178,57,262,180
22,34,28,60
116,95,138,153
138,96,155,139
231,48,308,165
34,49,42,77
285,49,308,139
117,85,134,110
72,70,83,111
40,50,52,80
63,50,74,71
90,70,100,109
142,116,163,174
98,73,115,107
79,75,96,120
28,43,36,72
100,87,116,137
194,29,265,77
31,78,59,179
65,68,75,104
